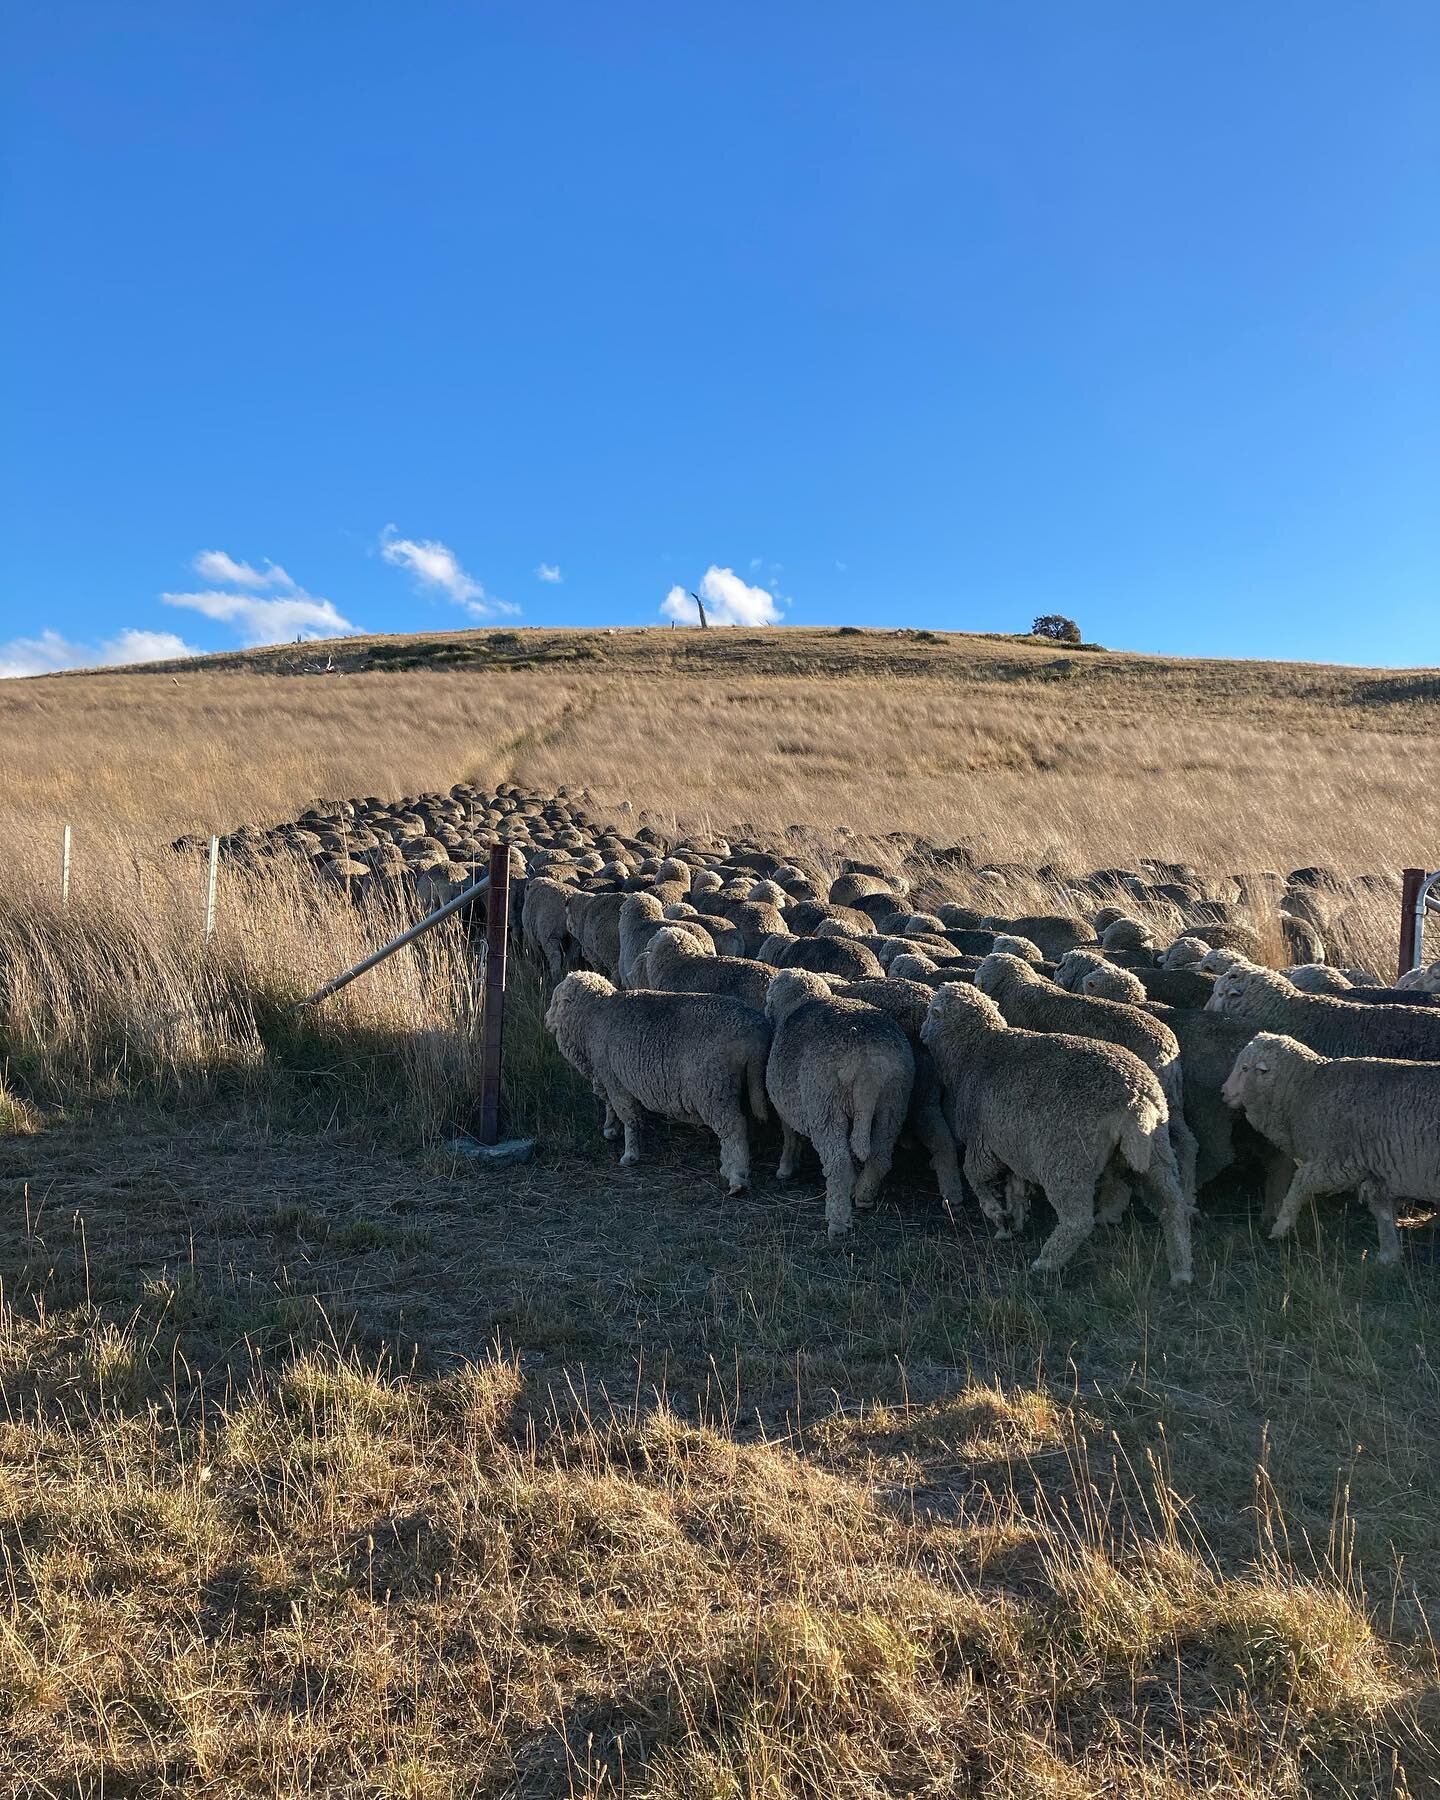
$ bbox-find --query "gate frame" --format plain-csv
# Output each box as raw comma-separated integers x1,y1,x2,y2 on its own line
1399,867,1440,981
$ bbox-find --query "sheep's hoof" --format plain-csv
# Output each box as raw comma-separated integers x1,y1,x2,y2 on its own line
1030,1256,1060,1275
1267,1220,1291,1241
1376,1249,1402,1267
827,1222,852,1240
776,1166,796,1184
602,1126,620,1141
619,1151,639,1168
990,1226,1012,1242
1169,1270,1194,1288
726,1179,748,1197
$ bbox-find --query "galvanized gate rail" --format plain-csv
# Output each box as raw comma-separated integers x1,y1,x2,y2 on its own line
1399,867,1440,981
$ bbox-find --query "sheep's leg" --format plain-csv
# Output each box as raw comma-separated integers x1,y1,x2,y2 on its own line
606,1089,644,1167
818,1136,857,1238
1031,1180,1097,1275
852,1143,894,1213
1358,1177,1402,1266
1138,1154,1195,1287
592,1081,621,1141
1096,1171,1131,1225
963,1144,1012,1239
706,1105,751,1197
913,1101,966,1216
1268,1162,1331,1240
777,1122,803,1182
1260,1152,1296,1228
1005,1174,1032,1233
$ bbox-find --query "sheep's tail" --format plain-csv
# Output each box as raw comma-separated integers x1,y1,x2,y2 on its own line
849,1065,884,1162
746,1049,769,1124
1118,1095,1164,1175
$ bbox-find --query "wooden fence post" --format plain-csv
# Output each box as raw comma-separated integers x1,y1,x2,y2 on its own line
476,843,511,1145
60,824,72,906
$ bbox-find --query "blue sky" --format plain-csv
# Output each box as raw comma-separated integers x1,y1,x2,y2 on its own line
2,2,1436,673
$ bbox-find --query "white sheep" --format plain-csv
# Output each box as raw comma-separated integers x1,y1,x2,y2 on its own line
545,973,770,1195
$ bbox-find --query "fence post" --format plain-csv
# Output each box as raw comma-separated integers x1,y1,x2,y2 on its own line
60,824,72,906
205,835,220,939
476,843,511,1145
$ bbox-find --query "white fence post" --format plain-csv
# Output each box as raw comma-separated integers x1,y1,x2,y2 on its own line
204,835,220,938
60,824,72,906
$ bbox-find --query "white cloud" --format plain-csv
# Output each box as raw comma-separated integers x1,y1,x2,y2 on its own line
380,525,519,618
0,626,199,679
192,549,295,590
660,565,784,628
162,589,355,645
536,563,563,583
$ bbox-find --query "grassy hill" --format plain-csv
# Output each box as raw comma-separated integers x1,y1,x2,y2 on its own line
2,625,1439,1794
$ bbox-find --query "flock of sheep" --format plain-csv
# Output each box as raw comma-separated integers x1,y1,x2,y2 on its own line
206,782,1440,1280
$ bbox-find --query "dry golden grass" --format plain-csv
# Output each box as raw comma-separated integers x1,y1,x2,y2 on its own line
5,627,1436,874
2,626,1439,1795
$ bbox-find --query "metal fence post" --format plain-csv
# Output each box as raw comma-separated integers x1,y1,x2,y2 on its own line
476,843,511,1145
1399,868,1423,981
204,835,220,939
60,824,72,906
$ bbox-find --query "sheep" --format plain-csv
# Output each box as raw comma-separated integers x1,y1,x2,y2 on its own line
713,898,789,956
565,889,629,982
1100,917,1153,953
1146,1002,1284,1191
1284,964,1353,994
1198,946,1247,975
990,933,1046,965
990,915,1094,961
1162,936,1210,971
764,969,915,1237
521,875,575,979
975,952,1197,1200
1221,1032,1440,1264
642,925,774,1010
829,870,902,909
1052,949,1146,1004
921,983,1192,1284
760,933,884,980
544,972,770,1195
888,951,973,988
1397,961,1440,994
1207,962,1440,1061
1130,965,1217,1010
824,975,968,1215
618,892,711,988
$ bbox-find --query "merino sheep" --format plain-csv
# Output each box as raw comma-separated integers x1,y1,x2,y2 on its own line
1221,1031,1440,1264
761,933,884,980
1146,1002,1282,1191
565,889,629,983
544,973,770,1194
1101,917,1153,953
921,983,1193,1283
521,875,574,979
1284,964,1353,994
825,975,968,1215
991,915,1094,961
975,952,1197,1200
642,924,773,1009
619,892,710,988
1207,962,1440,1061
1162,936,1210,972
1052,950,1148,1004
764,969,915,1237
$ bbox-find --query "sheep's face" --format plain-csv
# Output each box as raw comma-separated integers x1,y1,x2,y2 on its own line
544,971,611,1034
1220,1035,1283,1109
1162,938,1207,971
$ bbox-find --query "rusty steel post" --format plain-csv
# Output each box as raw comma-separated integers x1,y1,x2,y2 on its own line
1399,868,1424,982
476,843,511,1145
